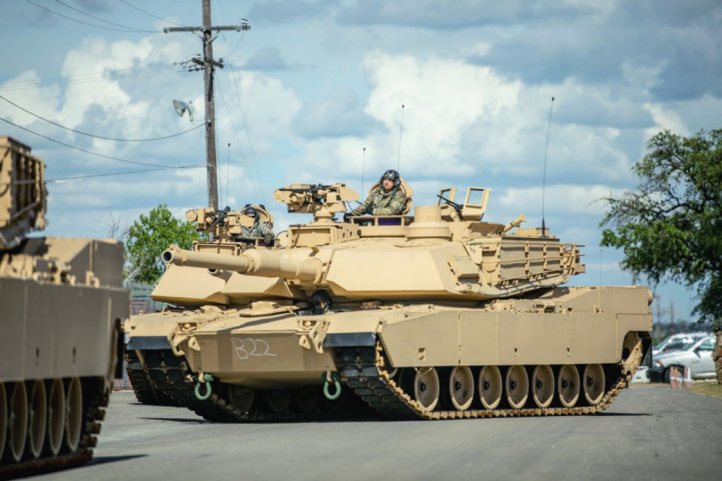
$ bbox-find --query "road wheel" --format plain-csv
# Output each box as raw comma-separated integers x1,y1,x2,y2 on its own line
264,390,292,414
0,383,7,460
228,385,255,412
449,366,474,411
413,367,440,412
7,381,28,462
47,379,65,456
558,365,580,408
505,365,529,409
28,380,47,459
64,377,83,453
293,388,319,413
583,364,605,405
478,366,502,410
532,365,555,408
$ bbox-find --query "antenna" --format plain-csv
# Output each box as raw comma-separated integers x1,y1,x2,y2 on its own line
541,96,555,237
225,142,231,208
361,147,366,195
397,104,405,171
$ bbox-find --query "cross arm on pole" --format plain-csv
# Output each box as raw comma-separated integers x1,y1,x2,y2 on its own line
163,23,250,34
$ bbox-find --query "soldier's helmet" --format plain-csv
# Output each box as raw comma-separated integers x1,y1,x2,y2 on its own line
243,206,259,219
380,169,401,188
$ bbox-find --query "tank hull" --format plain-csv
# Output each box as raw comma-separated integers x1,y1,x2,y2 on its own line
153,286,651,420
0,240,128,476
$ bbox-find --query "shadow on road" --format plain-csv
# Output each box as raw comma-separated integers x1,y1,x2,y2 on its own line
140,417,208,423
595,412,651,417
89,454,147,466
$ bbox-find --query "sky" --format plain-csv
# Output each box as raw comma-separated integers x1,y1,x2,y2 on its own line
1,0,720,322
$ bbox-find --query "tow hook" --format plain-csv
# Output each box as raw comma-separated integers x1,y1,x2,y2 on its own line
194,373,214,401
322,371,342,401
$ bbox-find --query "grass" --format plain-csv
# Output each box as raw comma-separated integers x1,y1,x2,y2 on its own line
691,381,722,399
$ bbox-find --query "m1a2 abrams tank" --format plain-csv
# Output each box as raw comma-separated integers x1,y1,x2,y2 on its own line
0,137,129,476
130,181,652,421
123,204,302,419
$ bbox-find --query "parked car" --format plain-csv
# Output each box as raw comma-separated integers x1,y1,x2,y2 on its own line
652,332,709,358
649,336,717,383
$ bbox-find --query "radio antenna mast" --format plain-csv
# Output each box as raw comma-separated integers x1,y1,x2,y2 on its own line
397,104,405,171
541,96,555,237
361,146,366,195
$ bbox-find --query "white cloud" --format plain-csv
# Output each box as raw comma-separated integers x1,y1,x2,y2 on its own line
643,102,688,136
0,71,62,125
364,52,521,174
216,71,302,154
497,184,625,217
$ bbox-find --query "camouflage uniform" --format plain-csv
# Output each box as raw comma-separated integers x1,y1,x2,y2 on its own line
351,187,406,216
240,221,275,244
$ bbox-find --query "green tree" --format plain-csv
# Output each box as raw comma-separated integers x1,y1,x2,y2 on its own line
125,204,202,284
600,129,722,324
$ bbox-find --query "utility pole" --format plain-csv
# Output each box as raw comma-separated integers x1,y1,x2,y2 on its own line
164,0,250,210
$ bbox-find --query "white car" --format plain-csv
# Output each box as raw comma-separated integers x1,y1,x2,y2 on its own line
650,336,717,382
652,332,709,358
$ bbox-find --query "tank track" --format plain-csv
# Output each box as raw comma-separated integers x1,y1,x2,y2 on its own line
0,378,108,479
138,349,375,422
124,349,179,406
337,340,644,420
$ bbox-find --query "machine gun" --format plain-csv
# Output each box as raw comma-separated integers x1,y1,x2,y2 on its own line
186,205,274,244
274,183,359,221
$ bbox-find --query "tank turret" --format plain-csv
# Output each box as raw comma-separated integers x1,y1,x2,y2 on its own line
160,186,584,301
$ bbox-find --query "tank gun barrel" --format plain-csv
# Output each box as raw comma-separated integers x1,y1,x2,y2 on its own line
162,245,322,282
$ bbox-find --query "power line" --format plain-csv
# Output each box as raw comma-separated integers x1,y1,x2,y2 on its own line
0,95,203,142
47,164,204,183
211,0,248,59
1,70,127,90
0,116,185,168
54,0,156,33
227,66,267,204
215,78,265,203
25,0,156,33
119,0,188,28
224,30,247,59
163,0,250,210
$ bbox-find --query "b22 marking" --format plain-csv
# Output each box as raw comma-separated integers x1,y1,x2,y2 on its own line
231,337,277,360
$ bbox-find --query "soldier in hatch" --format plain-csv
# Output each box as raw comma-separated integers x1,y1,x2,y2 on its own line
350,169,406,216
240,206,275,245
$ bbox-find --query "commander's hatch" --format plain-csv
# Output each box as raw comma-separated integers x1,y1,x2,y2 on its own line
437,187,491,221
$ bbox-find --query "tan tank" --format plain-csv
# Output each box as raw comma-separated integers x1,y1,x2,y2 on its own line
123,204,276,411
125,182,651,421
0,137,129,476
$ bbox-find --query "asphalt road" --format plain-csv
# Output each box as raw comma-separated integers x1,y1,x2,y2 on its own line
28,385,722,481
